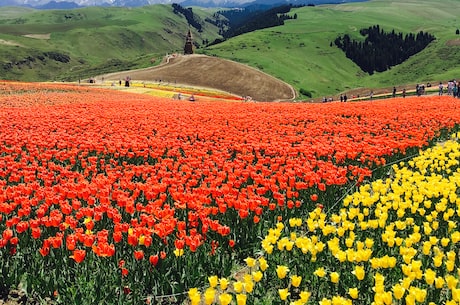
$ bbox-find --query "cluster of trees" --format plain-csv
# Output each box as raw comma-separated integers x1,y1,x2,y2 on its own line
219,5,297,39
334,25,435,74
172,3,203,32
203,4,299,46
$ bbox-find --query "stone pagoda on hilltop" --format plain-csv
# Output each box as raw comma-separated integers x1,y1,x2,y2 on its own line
184,29,194,55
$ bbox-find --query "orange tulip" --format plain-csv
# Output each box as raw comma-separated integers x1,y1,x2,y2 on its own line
71,249,86,263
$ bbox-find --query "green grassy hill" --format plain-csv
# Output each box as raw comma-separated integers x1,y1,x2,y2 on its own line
0,5,221,81
200,0,460,98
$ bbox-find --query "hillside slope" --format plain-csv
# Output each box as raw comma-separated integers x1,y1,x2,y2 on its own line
0,5,222,81
201,0,460,99
100,54,296,101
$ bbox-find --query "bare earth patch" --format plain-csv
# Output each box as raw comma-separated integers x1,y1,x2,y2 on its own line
446,38,460,46
22,33,51,40
0,39,22,47
99,54,296,102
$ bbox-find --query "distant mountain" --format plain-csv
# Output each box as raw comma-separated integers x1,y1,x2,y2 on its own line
1,0,368,9
35,0,81,8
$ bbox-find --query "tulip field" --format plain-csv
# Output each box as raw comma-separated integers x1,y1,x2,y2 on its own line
1,81,460,304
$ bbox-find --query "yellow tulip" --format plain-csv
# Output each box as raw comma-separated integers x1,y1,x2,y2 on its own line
204,288,216,305
252,271,263,282
190,293,201,305
233,281,244,293
392,284,405,300
433,255,443,268
441,237,450,247
405,293,415,305
435,276,445,289
451,231,460,243
330,272,340,284
278,288,290,301
335,251,346,262
219,293,232,305
370,258,380,269
348,287,358,299
208,275,219,288
244,280,254,293
314,267,326,278
424,269,436,285
446,260,455,272
445,275,459,290
188,288,201,305
276,265,289,279
412,287,427,303
452,288,460,302
244,257,256,268
219,278,229,290
299,291,311,302
331,296,348,305
258,257,269,271
243,274,252,284
429,236,438,245
364,238,374,248
422,241,431,255
262,240,274,254
236,294,247,305
174,248,184,257
353,265,365,281
381,291,392,305
290,275,302,287
385,256,397,268
345,237,354,248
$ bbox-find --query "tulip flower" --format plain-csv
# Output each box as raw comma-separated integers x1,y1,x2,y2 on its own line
290,275,302,287
314,267,326,278
278,288,290,301
204,288,215,305
236,294,247,305
218,293,232,305
276,265,289,279
353,265,365,281
348,287,358,299
330,272,339,284
208,275,219,288
219,278,229,290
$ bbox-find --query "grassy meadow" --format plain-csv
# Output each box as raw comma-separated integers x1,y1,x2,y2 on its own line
0,5,221,81
201,0,460,98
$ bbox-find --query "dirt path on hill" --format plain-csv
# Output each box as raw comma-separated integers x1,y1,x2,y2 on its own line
97,54,296,102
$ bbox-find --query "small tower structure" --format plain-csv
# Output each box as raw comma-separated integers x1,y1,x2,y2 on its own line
184,29,194,55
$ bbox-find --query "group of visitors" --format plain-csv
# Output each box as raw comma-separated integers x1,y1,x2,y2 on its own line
339,94,348,102
439,80,459,97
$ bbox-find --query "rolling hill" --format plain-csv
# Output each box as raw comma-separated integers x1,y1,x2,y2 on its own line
0,5,222,81
99,54,296,101
201,0,460,99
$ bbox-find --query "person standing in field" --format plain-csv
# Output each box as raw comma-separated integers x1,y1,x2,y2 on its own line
402,88,406,98
439,82,444,95
392,87,396,97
